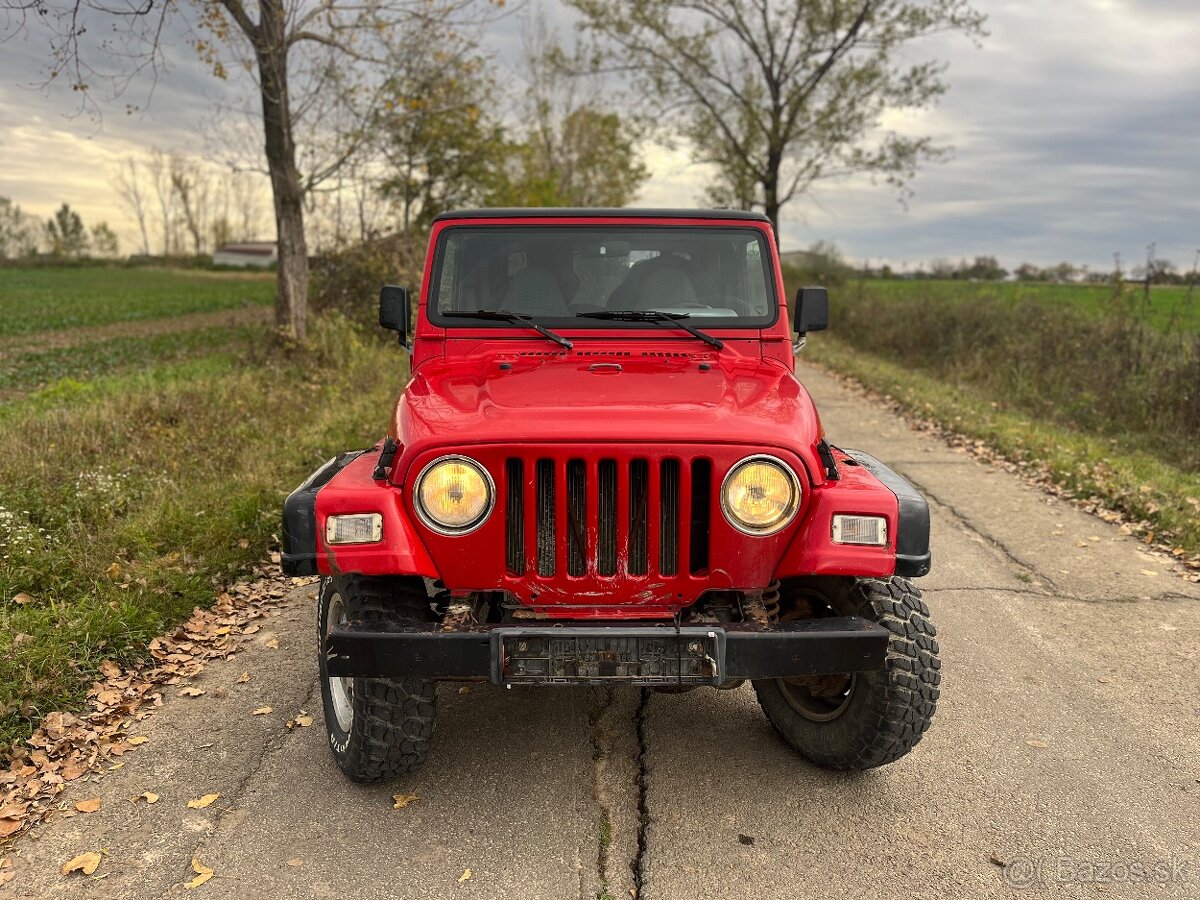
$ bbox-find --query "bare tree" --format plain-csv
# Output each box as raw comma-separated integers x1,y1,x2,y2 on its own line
112,159,152,255
566,0,986,231
169,154,212,255
5,0,498,338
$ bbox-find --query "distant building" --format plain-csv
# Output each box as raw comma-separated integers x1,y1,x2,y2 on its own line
213,241,277,268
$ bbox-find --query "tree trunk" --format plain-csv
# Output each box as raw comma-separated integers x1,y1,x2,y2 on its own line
257,2,308,340
764,146,782,242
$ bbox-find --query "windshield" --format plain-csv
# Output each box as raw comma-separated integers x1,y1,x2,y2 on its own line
429,226,777,328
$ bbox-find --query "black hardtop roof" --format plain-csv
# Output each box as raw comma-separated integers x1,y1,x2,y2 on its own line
432,207,771,224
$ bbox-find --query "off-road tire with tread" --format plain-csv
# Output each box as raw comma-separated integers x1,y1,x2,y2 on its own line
753,576,939,770
318,575,436,782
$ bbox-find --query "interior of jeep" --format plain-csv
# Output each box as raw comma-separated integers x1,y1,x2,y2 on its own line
432,226,775,323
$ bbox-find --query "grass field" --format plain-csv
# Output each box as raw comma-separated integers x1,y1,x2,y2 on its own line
0,267,274,337
844,278,1200,333
789,274,1200,558
0,267,398,752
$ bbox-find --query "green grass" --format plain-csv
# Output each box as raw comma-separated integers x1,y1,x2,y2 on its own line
0,315,403,751
805,335,1200,556
0,324,258,395
842,278,1200,334
0,267,274,337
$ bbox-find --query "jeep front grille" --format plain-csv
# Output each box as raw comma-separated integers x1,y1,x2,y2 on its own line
506,455,711,581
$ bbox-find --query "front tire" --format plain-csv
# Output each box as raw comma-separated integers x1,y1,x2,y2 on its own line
318,575,437,782
753,576,940,770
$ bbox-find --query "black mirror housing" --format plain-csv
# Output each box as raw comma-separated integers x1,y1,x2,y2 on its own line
794,286,829,334
379,285,410,343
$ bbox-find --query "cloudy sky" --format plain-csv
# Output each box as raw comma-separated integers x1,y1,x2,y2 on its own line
1,0,1198,272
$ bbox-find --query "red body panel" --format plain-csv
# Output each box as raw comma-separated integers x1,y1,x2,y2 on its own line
315,214,903,618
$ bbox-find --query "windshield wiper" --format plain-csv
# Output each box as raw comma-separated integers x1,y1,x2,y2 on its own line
442,310,573,349
576,310,724,350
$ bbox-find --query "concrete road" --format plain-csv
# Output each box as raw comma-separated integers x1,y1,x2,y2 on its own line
6,361,1199,899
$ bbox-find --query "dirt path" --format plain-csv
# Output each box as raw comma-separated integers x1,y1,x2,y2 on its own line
3,360,1198,899
0,306,271,359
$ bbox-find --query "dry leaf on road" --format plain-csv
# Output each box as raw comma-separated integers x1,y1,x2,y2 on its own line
264,637,279,650
286,858,304,867
235,672,250,683
127,736,150,746
74,798,102,813
137,791,160,804
295,715,313,727
185,858,214,889
1026,739,1048,748
61,852,102,876
253,706,272,716
392,793,420,809
459,868,472,883
0,819,21,838
179,687,206,698
187,793,220,810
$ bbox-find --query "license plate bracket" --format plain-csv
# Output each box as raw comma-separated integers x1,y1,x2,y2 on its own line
493,627,725,686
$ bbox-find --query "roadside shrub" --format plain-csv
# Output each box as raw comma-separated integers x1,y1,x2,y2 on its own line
310,234,426,328
808,282,1200,472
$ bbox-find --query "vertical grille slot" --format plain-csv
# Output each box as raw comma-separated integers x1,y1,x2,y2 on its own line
629,459,649,575
505,458,525,575
597,460,618,576
536,459,556,577
689,459,711,574
566,460,587,576
659,459,680,576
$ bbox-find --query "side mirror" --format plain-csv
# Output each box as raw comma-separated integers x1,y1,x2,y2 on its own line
379,285,410,347
794,286,829,334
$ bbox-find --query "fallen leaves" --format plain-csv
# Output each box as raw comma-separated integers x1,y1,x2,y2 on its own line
11,592,33,606
61,851,102,876
264,636,280,650
459,868,472,883
235,672,251,684
0,568,307,844
185,858,214,889
178,687,207,698
285,713,313,730
253,707,272,716
286,858,304,867
1025,739,1048,748
74,797,102,813
392,793,420,809
187,793,220,810
137,791,159,805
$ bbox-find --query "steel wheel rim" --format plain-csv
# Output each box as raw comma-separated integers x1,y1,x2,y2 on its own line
778,672,857,722
326,592,354,733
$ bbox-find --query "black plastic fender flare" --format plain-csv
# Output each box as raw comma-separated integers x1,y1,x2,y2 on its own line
281,450,366,576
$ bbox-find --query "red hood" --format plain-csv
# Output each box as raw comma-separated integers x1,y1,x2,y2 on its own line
389,348,828,485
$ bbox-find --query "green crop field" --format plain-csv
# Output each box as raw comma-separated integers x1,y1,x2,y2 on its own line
0,266,275,337
844,278,1200,333
785,274,1200,559
0,266,396,751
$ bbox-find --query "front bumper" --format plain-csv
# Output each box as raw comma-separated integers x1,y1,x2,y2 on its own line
324,617,889,686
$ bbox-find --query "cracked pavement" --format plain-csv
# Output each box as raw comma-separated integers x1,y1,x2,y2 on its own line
5,360,1199,899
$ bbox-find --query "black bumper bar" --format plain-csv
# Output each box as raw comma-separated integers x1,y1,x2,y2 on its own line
842,449,932,577
324,617,889,687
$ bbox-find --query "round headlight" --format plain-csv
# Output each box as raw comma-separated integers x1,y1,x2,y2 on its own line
414,456,494,534
721,456,801,535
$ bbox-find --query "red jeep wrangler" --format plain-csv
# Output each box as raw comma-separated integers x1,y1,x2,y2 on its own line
282,208,938,781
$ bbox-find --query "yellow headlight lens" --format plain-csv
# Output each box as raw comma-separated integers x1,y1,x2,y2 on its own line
722,457,800,534
415,457,493,533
